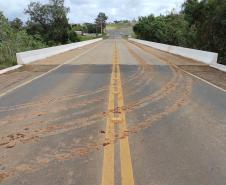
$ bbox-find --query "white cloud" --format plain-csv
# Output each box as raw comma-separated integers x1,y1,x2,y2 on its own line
0,0,185,23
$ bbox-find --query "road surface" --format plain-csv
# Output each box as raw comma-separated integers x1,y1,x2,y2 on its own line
0,39,226,185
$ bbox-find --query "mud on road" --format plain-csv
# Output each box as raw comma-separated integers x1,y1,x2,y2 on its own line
0,42,98,95
0,39,226,185
130,41,226,90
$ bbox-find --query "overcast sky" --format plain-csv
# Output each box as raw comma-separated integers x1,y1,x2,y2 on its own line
0,0,185,23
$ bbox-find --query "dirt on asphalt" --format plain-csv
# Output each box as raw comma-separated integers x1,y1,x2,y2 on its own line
179,65,226,89
0,42,98,94
131,41,226,90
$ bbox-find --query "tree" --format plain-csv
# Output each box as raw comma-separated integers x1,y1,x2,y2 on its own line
10,18,23,30
0,12,46,67
84,23,98,33
182,0,226,64
71,23,100,35
68,29,79,42
25,0,72,45
133,13,189,46
133,0,226,64
95,12,108,35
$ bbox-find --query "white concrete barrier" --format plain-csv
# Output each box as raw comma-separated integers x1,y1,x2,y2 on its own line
0,65,23,75
129,38,218,65
16,38,103,64
210,63,226,72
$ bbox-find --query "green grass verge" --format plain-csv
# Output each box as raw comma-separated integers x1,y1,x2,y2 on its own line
78,35,100,41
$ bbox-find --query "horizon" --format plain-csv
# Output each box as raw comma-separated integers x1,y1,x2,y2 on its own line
0,0,185,24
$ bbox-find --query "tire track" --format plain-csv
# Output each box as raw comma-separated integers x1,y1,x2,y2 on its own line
0,40,195,183
0,75,193,183
122,41,183,111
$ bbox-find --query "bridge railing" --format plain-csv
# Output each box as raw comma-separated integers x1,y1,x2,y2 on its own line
16,38,103,65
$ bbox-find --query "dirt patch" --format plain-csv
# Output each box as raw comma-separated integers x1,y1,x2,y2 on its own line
0,172,9,182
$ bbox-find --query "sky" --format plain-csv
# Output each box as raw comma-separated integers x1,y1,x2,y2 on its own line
0,0,185,23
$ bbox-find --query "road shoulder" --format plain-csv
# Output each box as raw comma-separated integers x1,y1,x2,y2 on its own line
130,41,226,91
0,42,98,95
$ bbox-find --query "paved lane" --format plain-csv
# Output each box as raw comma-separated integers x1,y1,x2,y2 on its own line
0,39,226,185
0,40,113,185
121,40,226,185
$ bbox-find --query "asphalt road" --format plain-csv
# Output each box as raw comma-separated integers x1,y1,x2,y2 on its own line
0,39,226,185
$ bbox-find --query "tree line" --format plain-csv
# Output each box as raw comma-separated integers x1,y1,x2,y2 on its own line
72,13,108,35
0,0,108,68
133,0,226,65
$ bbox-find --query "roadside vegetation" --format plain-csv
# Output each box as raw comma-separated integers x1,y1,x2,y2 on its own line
0,12,46,69
106,20,136,38
77,35,99,41
107,21,133,30
0,0,106,69
133,0,226,65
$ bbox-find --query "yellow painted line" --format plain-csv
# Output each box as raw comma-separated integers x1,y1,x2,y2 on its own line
115,44,135,185
101,44,116,185
101,40,135,185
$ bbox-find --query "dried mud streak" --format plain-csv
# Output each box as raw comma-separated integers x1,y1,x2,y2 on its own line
126,44,175,96
0,76,192,182
0,93,106,147
0,66,55,92
116,43,135,185
0,64,107,113
0,41,194,182
0,43,183,151
0,70,147,148
0,96,104,126
101,41,116,185
0,43,103,99
130,41,204,66
123,41,184,112
0,48,151,150
122,61,144,86
124,45,155,97
125,70,183,112
0,41,184,149
0,80,192,184
0,105,105,149
179,65,226,90
0,67,143,113
128,76,193,134
131,41,226,90
0,41,94,93
0,141,103,183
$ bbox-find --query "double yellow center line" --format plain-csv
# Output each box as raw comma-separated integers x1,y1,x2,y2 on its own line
101,41,135,185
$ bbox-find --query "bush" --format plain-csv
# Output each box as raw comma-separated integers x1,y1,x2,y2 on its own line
0,12,46,67
68,30,79,42
134,0,226,65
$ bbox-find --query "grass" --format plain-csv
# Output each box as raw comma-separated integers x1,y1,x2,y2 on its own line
106,23,135,37
0,35,101,71
78,35,99,41
106,23,133,30
0,44,17,69
0,64,13,70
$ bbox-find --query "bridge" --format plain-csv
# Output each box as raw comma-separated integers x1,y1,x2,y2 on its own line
0,37,226,185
